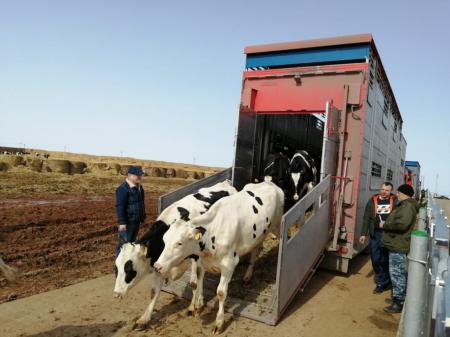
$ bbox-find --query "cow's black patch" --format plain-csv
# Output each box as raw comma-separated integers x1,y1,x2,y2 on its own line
212,245,215,250
193,191,230,208
255,196,263,206
177,207,190,221
199,241,206,251
253,233,256,239
252,205,258,214
266,217,269,223
234,252,237,257
264,229,267,234
137,220,170,267
187,254,199,261
253,224,256,231
211,236,215,244
200,211,205,215
246,190,255,197
124,260,137,284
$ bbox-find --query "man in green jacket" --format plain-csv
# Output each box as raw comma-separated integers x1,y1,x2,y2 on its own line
360,182,396,294
381,184,419,313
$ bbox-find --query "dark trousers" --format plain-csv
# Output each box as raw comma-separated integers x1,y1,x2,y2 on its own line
115,222,140,257
370,229,390,287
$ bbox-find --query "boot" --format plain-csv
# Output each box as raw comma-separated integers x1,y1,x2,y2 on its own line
384,299,403,313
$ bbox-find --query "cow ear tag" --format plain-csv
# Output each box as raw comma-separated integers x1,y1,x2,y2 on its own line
195,232,202,241
143,245,148,256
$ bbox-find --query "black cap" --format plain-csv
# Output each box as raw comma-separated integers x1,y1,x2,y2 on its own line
397,184,414,197
127,166,144,176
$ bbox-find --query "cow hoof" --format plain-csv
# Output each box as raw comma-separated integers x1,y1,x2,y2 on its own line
133,321,148,331
212,324,223,335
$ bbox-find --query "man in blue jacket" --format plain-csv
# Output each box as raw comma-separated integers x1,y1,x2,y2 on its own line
115,166,146,258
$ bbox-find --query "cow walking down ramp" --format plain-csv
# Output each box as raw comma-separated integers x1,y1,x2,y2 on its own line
113,180,237,330
154,181,284,334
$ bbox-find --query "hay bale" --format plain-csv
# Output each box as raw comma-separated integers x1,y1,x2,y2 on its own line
0,162,10,172
149,167,166,177
2,155,25,167
87,162,108,173
70,161,87,174
175,169,188,179
108,163,121,174
166,168,176,178
196,171,205,179
45,159,71,174
120,165,132,176
26,158,43,172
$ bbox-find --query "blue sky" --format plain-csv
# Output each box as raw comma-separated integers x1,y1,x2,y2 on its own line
0,1,449,194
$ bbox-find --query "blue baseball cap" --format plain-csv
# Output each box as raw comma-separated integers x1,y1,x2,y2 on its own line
127,166,144,176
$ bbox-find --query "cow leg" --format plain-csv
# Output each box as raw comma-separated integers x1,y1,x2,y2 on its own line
214,255,238,334
188,260,205,316
243,243,261,283
194,263,206,316
135,272,163,329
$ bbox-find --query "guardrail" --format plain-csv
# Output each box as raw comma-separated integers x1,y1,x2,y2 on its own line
401,193,450,336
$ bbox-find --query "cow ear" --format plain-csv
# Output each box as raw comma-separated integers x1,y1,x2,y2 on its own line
193,226,206,240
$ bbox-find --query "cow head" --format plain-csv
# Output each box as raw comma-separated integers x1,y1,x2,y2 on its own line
154,223,205,274
113,243,150,298
289,151,316,201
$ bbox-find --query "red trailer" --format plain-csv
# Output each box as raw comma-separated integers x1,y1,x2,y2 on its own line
159,33,407,324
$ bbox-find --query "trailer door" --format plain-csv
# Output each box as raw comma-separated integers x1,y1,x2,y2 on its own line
275,102,338,320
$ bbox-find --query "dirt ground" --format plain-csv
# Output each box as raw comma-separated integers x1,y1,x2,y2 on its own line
0,254,400,337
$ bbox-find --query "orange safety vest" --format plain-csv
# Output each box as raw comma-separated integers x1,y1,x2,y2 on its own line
372,194,395,216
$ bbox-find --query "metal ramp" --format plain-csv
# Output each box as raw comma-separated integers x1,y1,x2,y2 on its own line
158,171,332,325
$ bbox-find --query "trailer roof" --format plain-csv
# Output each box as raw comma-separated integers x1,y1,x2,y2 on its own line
405,161,421,168
244,34,403,123
244,34,373,54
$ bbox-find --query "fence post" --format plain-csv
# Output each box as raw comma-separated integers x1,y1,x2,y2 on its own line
403,229,429,337
417,207,427,231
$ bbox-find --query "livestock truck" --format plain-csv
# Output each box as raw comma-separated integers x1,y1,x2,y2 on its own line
158,33,407,325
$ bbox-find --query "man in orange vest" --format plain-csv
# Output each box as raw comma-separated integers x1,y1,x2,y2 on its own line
360,182,397,294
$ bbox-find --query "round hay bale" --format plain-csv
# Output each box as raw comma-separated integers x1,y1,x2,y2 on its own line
108,163,121,174
87,162,108,173
166,168,176,178
26,158,43,172
175,169,188,179
186,171,197,179
120,165,132,176
46,159,71,174
149,167,166,177
0,162,10,172
2,155,25,167
70,161,87,174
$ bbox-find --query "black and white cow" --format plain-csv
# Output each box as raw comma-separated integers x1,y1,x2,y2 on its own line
288,150,318,202
113,180,237,330
154,181,284,334
262,152,291,189
263,150,318,210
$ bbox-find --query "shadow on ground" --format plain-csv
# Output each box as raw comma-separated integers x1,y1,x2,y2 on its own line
24,322,125,337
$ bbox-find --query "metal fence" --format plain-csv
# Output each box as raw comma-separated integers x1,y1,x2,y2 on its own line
401,193,450,336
